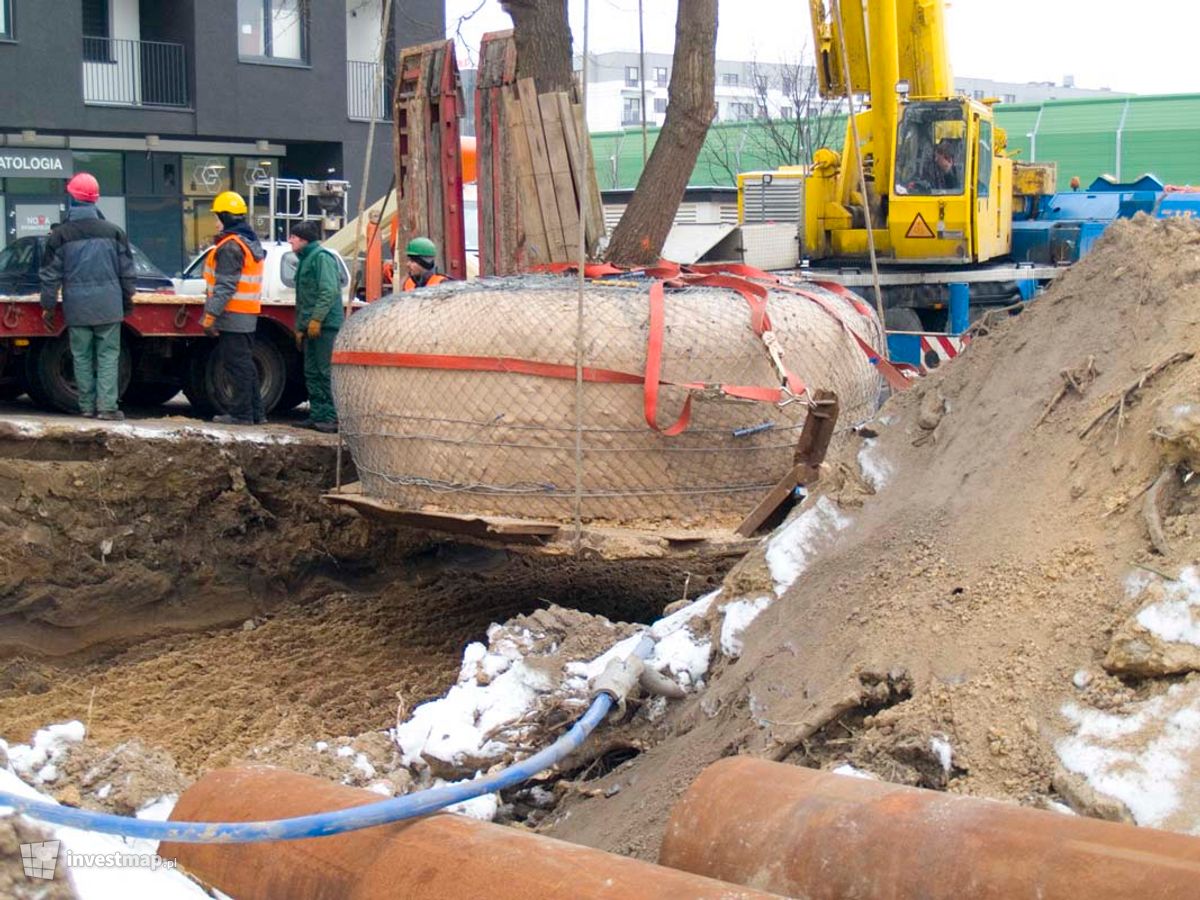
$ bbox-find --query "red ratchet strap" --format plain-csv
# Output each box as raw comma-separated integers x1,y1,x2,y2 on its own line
772,281,912,392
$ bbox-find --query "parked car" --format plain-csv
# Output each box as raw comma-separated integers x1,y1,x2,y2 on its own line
0,234,175,296
172,240,350,302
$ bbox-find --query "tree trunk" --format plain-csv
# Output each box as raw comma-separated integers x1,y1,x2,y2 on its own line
501,0,575,95
605,0,717,267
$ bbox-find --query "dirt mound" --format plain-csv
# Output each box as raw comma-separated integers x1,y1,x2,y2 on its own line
543,213,1200,857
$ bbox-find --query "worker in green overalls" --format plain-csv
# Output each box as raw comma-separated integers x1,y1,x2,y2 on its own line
288,220,344,433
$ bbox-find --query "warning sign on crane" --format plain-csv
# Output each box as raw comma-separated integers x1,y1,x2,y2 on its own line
905,213,936,239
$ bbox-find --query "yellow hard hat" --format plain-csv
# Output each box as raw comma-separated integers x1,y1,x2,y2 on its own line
212,191,248,215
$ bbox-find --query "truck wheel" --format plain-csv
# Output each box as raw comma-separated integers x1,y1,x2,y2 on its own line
185,336,287,417
24,334,132,414
276,377,308,413
123,379,181,407
0,343,24,400
183,342,217,417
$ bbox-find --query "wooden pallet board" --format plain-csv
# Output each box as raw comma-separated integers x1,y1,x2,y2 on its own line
538,92,582,255
503,87,551,267
323,483,755,561
557,94,606,256
516,78,569,261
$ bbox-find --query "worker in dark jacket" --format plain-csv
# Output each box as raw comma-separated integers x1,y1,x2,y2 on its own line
402,236,449,291
288,220,343,433
202,190,267,425
39,172,136,420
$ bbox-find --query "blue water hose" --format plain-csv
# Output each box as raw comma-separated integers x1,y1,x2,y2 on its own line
0,637,653,843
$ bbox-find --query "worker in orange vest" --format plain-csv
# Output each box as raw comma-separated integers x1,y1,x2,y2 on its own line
401,236,448,291
202,190,267,425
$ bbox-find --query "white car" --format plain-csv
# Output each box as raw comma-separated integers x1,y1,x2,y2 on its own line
173,240,350,304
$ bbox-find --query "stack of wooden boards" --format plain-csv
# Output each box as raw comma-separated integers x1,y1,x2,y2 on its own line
392,39,467,281
475,31,606,275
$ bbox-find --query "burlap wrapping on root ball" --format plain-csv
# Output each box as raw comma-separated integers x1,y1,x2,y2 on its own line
333,276,885,526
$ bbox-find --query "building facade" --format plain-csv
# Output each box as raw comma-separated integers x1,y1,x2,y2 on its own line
574,51,1127,133
0,0,443,273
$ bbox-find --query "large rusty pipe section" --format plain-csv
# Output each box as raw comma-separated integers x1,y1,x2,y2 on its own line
162,766,780,899
660,757,1200,899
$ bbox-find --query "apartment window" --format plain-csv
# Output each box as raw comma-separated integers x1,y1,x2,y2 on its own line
81,0,111,62
654,66,667,87
654,97,667,114
754,74,768,91
1003,93,1017,104
625,65,639,87
622,97,641,125
0,0,14,39
722,73,739,87
781,106,794,119
732,102,754,121
756,105,767,120
972,89,986,100
238,0,307,63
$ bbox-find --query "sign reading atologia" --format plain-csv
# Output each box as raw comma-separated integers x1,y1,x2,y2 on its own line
0,149,73,177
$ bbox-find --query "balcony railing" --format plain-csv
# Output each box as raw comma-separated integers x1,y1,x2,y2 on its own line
82,37,189,109
347,60,391,121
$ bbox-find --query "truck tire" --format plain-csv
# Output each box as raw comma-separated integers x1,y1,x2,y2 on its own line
24,334,132,414
0,344,24,400
276,377,308,413
184,336,287,417
123,378,181,407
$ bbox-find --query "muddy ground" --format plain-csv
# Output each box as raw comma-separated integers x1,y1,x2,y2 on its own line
0,411,726,777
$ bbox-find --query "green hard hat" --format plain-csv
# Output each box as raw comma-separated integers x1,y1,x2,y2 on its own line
406,236,437,258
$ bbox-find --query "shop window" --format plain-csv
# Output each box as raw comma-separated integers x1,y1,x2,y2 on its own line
0,0,14,40
182,155,232,197
6,177,63,196
238,0,308,64
72,151,123,195
233,157,276,193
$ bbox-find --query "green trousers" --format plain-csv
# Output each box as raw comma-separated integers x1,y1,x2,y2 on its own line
304,329,338,423
68,323,121,414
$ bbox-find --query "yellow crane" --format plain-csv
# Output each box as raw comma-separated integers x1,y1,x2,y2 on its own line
804,0,1012,265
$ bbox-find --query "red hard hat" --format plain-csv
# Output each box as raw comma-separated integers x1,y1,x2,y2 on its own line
66,172,100,203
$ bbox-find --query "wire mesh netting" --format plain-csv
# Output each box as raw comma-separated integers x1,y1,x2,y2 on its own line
333,276,885,526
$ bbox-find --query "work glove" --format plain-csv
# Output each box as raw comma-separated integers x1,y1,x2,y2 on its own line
201,313,219,338
294,331,304,351
42,308,56,331
306,319,322,340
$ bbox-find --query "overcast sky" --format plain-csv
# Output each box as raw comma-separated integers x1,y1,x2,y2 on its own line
445,0,1199,95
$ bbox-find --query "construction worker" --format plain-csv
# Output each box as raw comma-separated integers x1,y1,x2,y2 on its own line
930,139,962,192
402,236,449,291
288,220,342,433
38,172,136,421
202,190,267,425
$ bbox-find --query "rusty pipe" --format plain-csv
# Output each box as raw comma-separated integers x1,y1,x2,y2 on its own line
659,756,1200,899
162,766,780,899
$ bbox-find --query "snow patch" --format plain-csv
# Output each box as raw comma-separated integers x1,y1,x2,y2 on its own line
2,416,304,446
720,595,772,658
765,496,851,595
1057,682,1200,832
1134,567,1200,647
857,438,893,491
930,736,953,773
6,720,86,783
650,629,712,688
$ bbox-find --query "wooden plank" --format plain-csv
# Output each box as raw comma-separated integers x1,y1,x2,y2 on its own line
503,87,550,267
538,92,582,256
425,48,444,272
516,77,568,261
735,390,841,537
571,101,608,254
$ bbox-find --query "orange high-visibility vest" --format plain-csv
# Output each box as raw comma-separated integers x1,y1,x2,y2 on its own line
402,273,447,292
203,234,263,315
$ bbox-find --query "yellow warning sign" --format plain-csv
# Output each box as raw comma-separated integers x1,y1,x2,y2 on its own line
905,213,936,239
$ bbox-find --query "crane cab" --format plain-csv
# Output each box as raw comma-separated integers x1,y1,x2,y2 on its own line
804,98,1012,265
